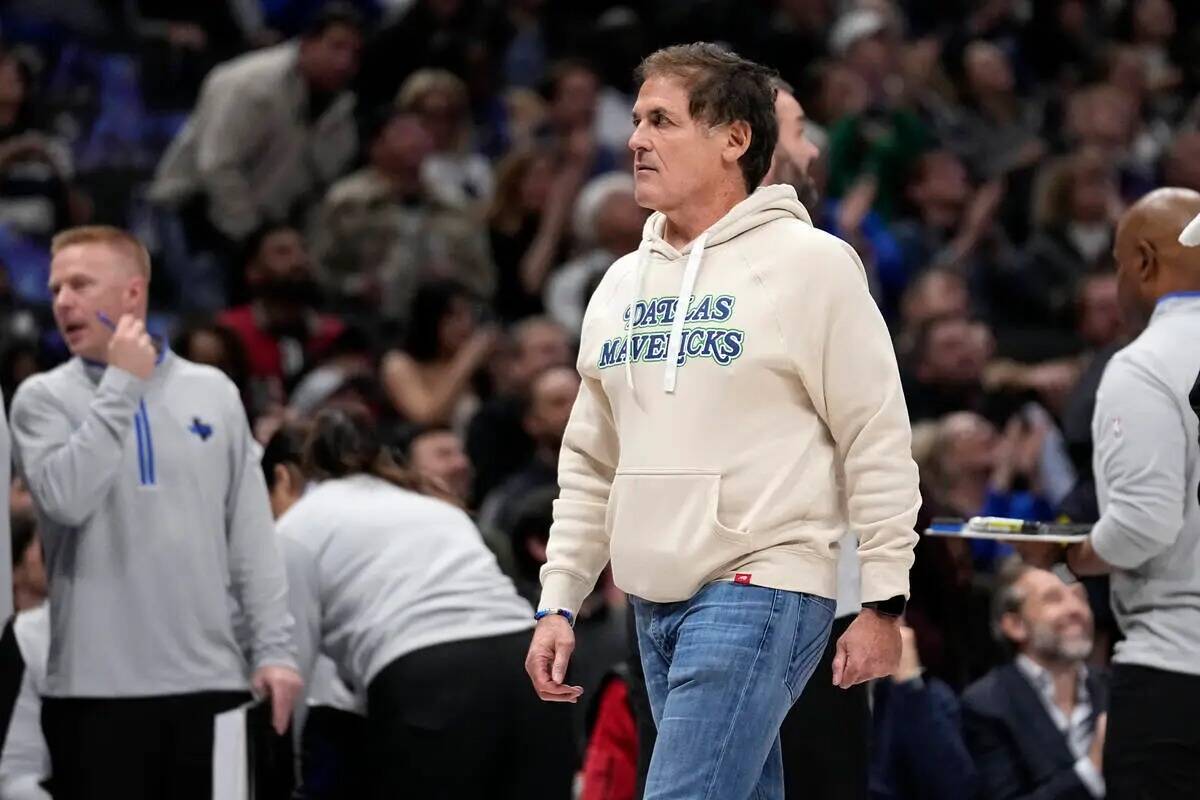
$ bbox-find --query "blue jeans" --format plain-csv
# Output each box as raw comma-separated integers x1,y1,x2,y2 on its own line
631,582,836,800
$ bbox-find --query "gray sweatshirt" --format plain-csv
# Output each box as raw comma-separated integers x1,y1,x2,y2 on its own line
277,475,533,692
1091,293,1200,675
9,353,296,696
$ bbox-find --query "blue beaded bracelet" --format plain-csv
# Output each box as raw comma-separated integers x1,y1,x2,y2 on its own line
534,608,575,627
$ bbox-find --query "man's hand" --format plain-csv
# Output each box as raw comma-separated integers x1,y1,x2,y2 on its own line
525,615,583,703
252,665,304,735
1089,712,1107,771
832,609,902,689
106,315,156,379
1067,539,1113,577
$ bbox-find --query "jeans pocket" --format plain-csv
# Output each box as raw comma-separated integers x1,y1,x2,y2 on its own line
783,593,836,701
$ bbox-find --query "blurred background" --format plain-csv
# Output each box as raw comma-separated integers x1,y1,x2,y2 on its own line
3,0,1198,797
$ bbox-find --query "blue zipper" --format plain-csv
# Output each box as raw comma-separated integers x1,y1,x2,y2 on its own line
134,402,156,486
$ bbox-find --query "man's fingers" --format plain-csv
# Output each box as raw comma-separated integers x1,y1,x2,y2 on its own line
537,685,583,702
831,639,848,687
270,689,291,735
551,640,573,684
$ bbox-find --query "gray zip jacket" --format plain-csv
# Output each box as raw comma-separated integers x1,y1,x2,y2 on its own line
1091,292,1200,675
9,351,296,696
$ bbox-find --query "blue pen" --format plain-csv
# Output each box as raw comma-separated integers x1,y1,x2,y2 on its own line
97,311,116,330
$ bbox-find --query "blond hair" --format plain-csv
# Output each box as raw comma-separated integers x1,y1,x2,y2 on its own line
51,225,152,279
396,69,470,151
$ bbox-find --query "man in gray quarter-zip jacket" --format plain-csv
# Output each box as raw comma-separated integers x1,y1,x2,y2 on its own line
8,226,301,800
1063,188,1200,800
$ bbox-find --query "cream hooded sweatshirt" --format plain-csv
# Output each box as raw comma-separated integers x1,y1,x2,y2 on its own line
538,185,920,614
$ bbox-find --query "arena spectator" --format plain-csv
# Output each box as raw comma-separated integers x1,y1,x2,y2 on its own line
393,424,474,509
868,619,979,800
149,4,363,305
543,173,646,334
479,365,578,535
0,602,51,799
488,143,592,322
902,314,995,422
964,563,1108,800
379,279,496,430
312,108,493,320
0,49,78,248
465,316,571,500
218,223,344,406
396,69,495,213
10,510,44,613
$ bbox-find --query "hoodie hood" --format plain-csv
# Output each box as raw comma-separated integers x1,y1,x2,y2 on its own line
624,184,813,394
640,183,814,259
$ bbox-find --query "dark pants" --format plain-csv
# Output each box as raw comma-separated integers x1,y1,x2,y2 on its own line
43,691,251,800
1105,663,1200,799
366,629,577,800
781,613,871,800
297,705,369,800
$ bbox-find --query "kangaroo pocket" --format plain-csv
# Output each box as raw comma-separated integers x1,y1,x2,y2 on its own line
607,468,752,602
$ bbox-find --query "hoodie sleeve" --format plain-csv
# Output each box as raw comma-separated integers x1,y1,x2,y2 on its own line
778,234,921,602
538,288,622,617
10,370,145,528
222,380,297,672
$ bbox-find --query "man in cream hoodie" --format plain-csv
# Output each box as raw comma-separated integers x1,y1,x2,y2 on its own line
525,43,921,799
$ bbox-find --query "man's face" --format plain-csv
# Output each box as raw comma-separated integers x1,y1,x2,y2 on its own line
512,322,571,389
1078,275,1123,347
50,243,144,361
374,114,435,174
299,23,362,94
942,412,1000,477
256,228,311,282
920,318,991,386
552,67,599,130
915,153,970,211
965,41,1014,96
773,90,819,180
525,368,581,449
902,272,969,331
1010,569,1094,663
410,430,472,503
629,75,735,214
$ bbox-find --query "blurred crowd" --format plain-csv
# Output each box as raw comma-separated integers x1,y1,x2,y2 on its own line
3,0,1200,797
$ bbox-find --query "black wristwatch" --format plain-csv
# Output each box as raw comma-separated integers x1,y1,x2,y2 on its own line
862,595,906,618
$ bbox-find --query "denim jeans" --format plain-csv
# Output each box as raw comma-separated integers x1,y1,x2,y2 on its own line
631,582,836,800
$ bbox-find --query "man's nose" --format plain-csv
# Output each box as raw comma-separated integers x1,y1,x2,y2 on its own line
629,123,648,153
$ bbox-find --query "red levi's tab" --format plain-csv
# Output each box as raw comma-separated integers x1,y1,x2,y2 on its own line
734,573,752,585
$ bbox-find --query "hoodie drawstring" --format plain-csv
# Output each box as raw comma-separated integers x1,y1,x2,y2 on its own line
625,240,651,391
663,232,708,393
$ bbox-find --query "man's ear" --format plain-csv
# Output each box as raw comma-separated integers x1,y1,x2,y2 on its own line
273,464,292,495
723,120,752,165
125,275,148,309
999,612,1027,647
1137,239,1159,283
